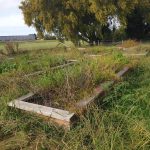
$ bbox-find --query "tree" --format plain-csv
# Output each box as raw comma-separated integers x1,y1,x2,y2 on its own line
20,0,138,45
126,0,150,39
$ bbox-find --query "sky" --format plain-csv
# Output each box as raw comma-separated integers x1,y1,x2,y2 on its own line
0,0,36,36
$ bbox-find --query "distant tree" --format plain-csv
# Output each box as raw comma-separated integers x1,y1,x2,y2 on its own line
20,0,139,45
126,0,150,39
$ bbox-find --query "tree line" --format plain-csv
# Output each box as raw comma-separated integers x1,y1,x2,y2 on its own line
20,0,150,45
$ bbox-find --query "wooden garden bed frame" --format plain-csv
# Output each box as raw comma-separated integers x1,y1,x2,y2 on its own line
8,93,75,129
8,66,130,129
24,60,78,78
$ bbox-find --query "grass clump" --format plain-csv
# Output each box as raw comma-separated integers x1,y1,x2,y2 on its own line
119,39,139,48
4,42,20,55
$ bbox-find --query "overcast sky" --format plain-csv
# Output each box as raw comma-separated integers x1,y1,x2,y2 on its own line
0,0,36,36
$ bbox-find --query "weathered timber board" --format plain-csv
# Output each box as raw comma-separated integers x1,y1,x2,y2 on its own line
8,100,74,122
123,52,149,57
24,60,78,78
8,92,75,129
85,53,111,58
116,67,130,78
13,92,35,101
76,67,130,108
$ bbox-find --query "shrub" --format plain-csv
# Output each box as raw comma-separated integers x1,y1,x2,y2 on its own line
4,42,20,55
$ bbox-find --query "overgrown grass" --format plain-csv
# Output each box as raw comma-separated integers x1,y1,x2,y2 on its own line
0,48,129,110
0,44,149,149
119,39,139,48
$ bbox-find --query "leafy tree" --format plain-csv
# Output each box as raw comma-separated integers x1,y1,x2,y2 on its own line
20,0,139,45
126,0,150,39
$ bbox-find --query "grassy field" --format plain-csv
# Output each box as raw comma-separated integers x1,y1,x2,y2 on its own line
0,45,129,110
0,40,74,52
0,41,150,149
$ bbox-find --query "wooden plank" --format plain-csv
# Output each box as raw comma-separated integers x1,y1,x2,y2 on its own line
24,60,78,78
78,48,86,50
116,67,130,78
68,60,78,62
76,67,130,108
123,52,149,57
51,61,77,70
76,88,104,108
8,100,75,123
24,71,44,77
76,82,115,108
13,92,35,101
86,53,111,57
8,92,75,129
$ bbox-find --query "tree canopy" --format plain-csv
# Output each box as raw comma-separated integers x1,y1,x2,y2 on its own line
20,0,150,44
126,0,150,39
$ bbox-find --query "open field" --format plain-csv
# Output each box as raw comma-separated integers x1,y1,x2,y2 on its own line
0,40,74,52
0,41,150,149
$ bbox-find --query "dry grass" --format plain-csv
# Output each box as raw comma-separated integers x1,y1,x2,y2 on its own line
119,39,139,48
0,42,150,149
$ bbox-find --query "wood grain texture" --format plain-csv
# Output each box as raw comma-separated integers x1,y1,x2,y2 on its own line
8,100,75,122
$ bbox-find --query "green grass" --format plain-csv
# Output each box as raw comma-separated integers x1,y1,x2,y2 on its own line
0,40,74,52
0,43,150,149
79,45,116,55
0,48,129,110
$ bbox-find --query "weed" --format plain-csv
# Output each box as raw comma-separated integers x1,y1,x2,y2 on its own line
0,44,149,149
4,42,20,55
0,61,18,74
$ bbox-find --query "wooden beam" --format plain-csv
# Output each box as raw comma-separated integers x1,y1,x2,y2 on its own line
78,48,86,50
8,99,75,129
24,60,78,78
86,53,111,57
116,67,130,78
76,67,130,108
12,92,35,101
51,61,77,70
123,52,149,57
76,87,104,108
24,71,44,77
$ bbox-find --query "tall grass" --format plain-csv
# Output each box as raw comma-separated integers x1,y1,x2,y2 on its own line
0,45,149,149
0,50,129,110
